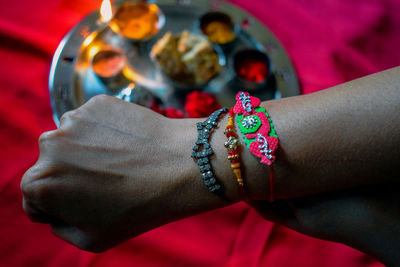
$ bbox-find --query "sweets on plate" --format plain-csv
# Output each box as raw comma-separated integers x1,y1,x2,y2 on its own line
150,30,222,85
150,32,182,77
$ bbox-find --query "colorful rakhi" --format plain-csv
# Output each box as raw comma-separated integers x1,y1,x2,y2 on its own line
224,108,248,201
233,92,279,202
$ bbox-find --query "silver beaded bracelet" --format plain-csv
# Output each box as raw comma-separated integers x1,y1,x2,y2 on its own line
191,107,228,193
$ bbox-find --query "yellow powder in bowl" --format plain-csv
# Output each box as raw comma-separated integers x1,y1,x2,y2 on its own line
204,21,235,44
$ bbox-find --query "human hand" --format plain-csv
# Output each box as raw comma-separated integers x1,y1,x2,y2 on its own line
249,185,400,266
20,95,232,252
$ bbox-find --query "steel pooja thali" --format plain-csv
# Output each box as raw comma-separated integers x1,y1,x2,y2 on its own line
49,0,299,124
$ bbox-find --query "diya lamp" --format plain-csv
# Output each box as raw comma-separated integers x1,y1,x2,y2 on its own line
100,0,113,24
232,48,273,91
110,1,165,41
93,0,127,82
80,0,114,64
82,0,132,92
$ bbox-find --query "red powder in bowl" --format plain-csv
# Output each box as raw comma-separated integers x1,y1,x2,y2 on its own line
234,49,270,83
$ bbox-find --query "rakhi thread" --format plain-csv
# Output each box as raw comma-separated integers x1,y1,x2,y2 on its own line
233,91,279,202
224,108,248,201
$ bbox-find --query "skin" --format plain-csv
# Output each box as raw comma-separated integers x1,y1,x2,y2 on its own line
21,67,400,265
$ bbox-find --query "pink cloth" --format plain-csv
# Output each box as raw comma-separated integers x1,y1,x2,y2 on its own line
1,0,399,266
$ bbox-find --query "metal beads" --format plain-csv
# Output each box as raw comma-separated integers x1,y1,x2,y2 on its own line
224,137,239,151
192,107,228,193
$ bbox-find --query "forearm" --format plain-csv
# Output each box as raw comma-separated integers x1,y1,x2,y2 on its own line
268,66,400,199
21,67,400,253
178,67,400,204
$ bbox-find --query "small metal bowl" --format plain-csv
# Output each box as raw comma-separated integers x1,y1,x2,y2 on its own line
232,48,273,91
91,45,130,92
110,1,166,42
92,46,125,77
199,11,238,46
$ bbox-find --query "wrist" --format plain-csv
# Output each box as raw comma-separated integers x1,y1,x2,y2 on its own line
199,111,272,202
163,106,274,219
159,117,239,220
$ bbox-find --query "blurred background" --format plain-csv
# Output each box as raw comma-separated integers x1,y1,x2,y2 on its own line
0,0,399,266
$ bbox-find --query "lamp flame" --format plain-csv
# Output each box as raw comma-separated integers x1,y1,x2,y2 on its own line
100,0,112,23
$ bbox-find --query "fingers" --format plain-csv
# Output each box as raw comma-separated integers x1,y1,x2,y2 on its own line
21,166,107,253
21,160,63,223
22,199,55,224
51,223,107,253
51,223,86,249
21,175,56,222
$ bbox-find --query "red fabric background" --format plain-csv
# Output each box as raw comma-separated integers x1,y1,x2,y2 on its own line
1,0,399,266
